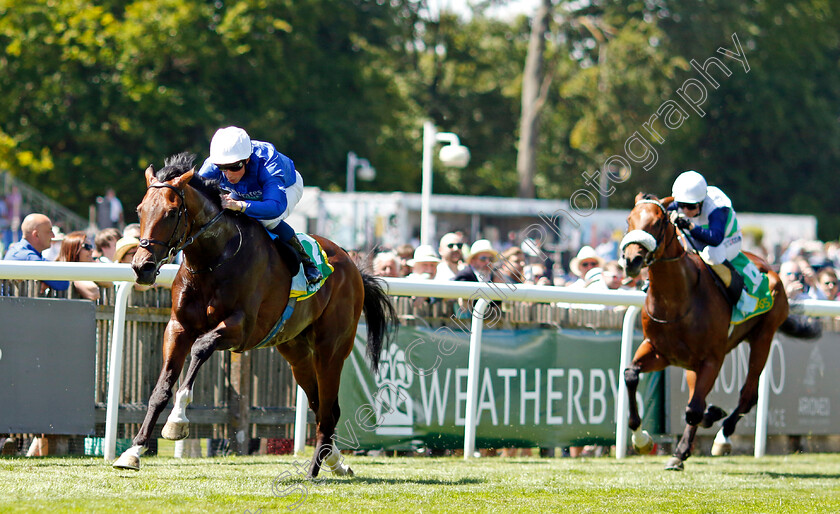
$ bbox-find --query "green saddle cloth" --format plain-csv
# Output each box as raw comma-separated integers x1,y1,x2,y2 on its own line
730,252,774,325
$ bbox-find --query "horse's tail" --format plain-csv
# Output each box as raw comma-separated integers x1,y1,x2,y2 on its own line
360,271,398,374
778,312,823,340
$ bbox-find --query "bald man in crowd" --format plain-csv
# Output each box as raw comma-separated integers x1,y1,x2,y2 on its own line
3,213,69,291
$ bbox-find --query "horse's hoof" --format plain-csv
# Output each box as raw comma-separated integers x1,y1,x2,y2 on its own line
161,421,189,440
711,442,732,456
664,457,684,471
701,405,728,428
331,465,354,477
113,453,140,471
632,430,654,455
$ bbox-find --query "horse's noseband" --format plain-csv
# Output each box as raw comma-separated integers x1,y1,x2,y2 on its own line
622,199,680,267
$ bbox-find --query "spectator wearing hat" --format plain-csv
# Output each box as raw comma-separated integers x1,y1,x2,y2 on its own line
435,232,466,281
406,245,440,280
454,239,498,283
115,236,141,264
568,246,605,288
406,245,441,308
114,236,153,292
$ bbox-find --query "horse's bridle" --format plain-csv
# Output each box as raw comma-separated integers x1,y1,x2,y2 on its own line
626,199,683,267
627,199,700,324
140,182,228,274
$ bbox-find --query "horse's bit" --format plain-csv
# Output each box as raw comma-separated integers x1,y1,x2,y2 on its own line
139,182,227,275
620,199,682,267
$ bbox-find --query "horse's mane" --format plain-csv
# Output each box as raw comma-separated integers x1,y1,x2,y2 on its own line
156,152,223,208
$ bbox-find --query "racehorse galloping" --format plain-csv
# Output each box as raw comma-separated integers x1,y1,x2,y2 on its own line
621,193,796,471
113,153,396,478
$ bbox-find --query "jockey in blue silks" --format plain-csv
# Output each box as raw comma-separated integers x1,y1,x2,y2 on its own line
197,126,322,284
667,170,761,307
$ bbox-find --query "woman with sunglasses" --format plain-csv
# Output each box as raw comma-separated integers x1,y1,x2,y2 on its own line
56,231,101,301
197,126,322,284
667,170,759,307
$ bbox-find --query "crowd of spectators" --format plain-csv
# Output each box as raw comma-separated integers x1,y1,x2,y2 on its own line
357,230,840,309
359,231,644,300
4,205,840,459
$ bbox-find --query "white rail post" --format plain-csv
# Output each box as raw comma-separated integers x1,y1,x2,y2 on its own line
615,306,641,459
754,341,773,458
103,281,133,461
294,385,308,455
463,298,490,459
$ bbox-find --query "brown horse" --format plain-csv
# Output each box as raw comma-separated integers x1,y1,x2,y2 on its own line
621,193,796,471
112,153,396,477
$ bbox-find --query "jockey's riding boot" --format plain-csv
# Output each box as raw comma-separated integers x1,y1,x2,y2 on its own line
287,234,323,285
711,262,744,307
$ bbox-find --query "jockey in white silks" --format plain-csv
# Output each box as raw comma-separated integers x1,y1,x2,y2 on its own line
667,170,761,307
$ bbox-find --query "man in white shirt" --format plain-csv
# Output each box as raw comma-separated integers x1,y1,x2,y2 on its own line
435,232,466,281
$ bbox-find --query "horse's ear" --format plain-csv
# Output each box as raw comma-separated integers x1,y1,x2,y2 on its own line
171,167,195,189
661,195,674,206
634,192,646,204
145,165,157,186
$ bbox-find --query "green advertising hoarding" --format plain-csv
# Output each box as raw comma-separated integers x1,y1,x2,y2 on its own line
667,332,840,436
335,325,662,451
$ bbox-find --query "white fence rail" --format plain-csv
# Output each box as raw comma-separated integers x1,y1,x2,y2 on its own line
2,261,840,462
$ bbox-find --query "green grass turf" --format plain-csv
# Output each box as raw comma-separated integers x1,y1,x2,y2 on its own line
1,452,839,513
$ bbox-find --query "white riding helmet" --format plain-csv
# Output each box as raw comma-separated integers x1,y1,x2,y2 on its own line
672,170,707,204
209,126,252,165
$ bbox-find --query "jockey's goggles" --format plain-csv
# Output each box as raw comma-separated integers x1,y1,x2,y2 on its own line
218,160,246,172
677,202,701,211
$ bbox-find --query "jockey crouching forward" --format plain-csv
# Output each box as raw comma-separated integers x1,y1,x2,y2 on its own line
667,170,760,308
198,126,323,284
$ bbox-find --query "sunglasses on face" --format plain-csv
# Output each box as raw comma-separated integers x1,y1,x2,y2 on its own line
81,243,93,251
447,243,463,249
677,202,701,211
580,260,598,269
823,281,837,287
218,160,246,172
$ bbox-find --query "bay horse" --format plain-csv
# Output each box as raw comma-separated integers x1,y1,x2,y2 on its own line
112,153,396,478
621,193,798,471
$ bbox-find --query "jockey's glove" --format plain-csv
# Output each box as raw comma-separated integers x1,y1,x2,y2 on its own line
674,214,692,231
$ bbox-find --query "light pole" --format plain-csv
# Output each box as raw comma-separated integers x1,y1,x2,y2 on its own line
420,121,470,247
346,151,376,249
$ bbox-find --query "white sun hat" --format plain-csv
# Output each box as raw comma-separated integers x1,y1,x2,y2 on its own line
407,245,441,266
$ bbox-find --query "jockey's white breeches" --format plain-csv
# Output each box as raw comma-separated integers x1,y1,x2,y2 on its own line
700,231,742,265
260,170,304,230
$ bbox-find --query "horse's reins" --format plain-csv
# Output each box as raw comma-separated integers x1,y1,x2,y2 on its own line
140,182,240,275
634,199,684,266
629,199,700,324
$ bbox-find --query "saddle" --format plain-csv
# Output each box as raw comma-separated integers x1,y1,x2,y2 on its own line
710,261,744,307
274,238,302,277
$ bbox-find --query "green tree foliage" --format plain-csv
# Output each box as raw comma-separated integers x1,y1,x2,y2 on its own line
0,0,838,239
0,0,417,219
